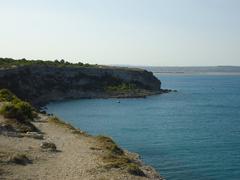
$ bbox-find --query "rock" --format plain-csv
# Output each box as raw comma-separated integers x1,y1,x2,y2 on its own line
8,154,32,165
40,110,47,114
127,163,145,177
24,132,44,139
0,124,15,133
160,89,177,93
40,141,57,151
1,131,24,138
0,124,23,137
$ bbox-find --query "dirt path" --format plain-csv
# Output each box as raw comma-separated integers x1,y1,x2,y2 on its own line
0,114,162,180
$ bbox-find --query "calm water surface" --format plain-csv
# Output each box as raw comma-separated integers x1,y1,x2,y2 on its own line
47,75,240,180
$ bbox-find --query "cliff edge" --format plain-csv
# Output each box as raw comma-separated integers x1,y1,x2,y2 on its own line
0,89,163,180
0,59,166,179
0,61,162,107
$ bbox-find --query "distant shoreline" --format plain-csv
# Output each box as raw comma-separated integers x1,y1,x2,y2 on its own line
153,72,240,76
132,66,240,76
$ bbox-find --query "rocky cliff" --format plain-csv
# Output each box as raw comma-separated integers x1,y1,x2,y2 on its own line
0,65,161,107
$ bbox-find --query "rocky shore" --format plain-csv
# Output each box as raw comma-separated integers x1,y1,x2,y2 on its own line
0,63,169,107
0,105,163,180
0,60,168,179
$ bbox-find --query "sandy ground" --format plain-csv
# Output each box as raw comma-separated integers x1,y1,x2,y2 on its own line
0,114,163,180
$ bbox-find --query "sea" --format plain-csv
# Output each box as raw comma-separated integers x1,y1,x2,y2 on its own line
46,66,240,180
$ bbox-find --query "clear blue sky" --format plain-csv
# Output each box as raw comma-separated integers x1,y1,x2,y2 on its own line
0,0,239,66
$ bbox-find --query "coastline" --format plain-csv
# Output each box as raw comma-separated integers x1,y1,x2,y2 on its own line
38,89,173,109
0,60,167,179
0,111,164,179
0,63,162,108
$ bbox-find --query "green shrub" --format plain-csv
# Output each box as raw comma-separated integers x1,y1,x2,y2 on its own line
0,101,36,121
0,103,18,119
15,101,36,120
0,89,36,122
105,83,137,93
0,57,98,68
0,89,20,103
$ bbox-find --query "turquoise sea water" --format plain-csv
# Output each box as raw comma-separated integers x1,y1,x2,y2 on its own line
47,74,240,180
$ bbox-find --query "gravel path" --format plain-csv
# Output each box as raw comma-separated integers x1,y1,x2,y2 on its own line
0,114,163,180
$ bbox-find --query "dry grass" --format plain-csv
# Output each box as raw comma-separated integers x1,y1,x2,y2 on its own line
0,151,9,163
48,116,88,136
127,163,145,176
95,135,124,155
102,153,131,169
94,135,146,177
0,168,3,176
0,151,31,165
48,116,75,130
1,118,38,133
8,153,31,165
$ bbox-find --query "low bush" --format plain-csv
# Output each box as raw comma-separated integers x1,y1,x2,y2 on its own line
14,101,36,120
0,89,36,122
0,57,98,69
0,101,36,121
0,89,39,133
105,83,137,93
0,89,20,103
0,103,17,119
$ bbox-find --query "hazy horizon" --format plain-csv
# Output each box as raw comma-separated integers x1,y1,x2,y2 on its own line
0,0,240,66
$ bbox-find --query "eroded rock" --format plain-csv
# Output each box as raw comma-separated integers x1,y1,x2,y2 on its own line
40,141,57,151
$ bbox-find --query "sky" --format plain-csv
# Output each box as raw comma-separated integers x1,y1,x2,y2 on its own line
0,0,240,66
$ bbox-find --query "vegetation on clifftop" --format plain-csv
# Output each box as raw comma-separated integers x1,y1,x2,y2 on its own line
0,89,155,178
0,58,161,107
0,57,98,69
105,82,137,93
